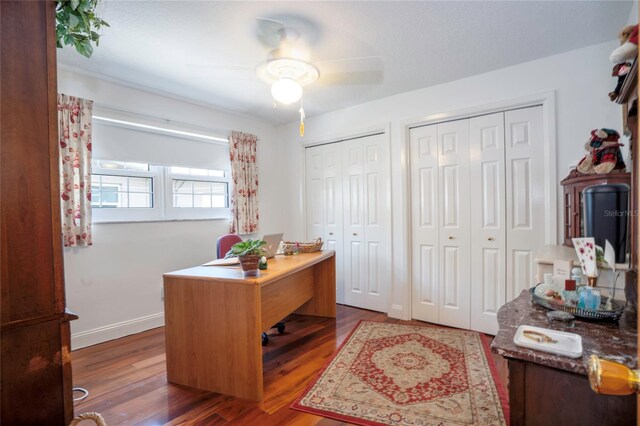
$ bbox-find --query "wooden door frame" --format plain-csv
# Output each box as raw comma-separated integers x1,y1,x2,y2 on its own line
401,91,558,320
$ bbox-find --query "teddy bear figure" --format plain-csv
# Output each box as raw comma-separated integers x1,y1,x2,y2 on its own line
609,24,638,101
576,128,626,175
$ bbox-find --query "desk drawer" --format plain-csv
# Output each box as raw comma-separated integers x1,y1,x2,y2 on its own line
260,267,314,332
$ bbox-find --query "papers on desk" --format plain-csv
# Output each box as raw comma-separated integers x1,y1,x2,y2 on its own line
203,257,240,266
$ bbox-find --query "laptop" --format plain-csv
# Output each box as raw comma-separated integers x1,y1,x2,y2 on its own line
262,233,283,258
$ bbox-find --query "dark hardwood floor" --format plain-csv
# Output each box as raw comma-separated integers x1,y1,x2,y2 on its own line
72,305,508,425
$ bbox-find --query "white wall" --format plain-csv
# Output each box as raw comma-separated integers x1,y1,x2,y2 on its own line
59,68,286,349
276,40,624,320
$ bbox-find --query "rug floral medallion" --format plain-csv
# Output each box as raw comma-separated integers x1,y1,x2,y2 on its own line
292,321,508,426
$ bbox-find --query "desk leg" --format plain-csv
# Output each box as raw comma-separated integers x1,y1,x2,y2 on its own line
295,254,337,318
164,277,264,401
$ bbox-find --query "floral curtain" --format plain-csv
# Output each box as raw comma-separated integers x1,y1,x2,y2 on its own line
58,94,93,247
228,131,259,234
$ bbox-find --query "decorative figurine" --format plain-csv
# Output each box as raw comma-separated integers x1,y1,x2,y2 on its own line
609,24,637,101
259,256,268,270
576,129,625,175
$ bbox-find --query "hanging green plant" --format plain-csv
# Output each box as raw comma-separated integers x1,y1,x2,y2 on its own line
55,0,109,58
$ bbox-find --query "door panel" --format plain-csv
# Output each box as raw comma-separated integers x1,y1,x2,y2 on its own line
322,143,345,303
505,107,545,302
305,144,345,303
343,134,391,312
343,139,364,305
410,125,439,323
362,134,391,312
470,112,505,334
305,147,324,244
437,120,470,329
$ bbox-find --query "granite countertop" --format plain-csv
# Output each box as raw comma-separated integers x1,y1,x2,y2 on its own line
491,290,637,375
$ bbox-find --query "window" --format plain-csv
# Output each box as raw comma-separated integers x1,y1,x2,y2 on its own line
166,167,230,219
92,175,154,208
91,160,161,222
91,160,230,222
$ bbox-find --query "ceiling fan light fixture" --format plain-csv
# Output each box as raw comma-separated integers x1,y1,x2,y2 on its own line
271,77,302,104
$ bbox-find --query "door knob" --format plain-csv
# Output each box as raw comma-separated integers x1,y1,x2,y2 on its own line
329,232,334,236
448,236,454,240
353,233,358,236
488,237,495,241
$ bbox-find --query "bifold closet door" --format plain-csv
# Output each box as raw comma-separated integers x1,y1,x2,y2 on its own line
409,124,440,323
410,119,471,329
343,133,391,312
305,147,324,244
469,113,506,335
305,144,345,303
505,106,546,301
410,124,440,323
437,120,471,329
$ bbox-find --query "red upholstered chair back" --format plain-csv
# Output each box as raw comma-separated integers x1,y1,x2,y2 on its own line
216,234,243,258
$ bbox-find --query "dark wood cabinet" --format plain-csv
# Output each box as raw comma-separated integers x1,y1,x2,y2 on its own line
493,292,637,426
615,60,638,312
560,171,631,247
1,1,76,424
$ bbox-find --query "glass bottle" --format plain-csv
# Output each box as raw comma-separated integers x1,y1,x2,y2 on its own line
588,355,640,395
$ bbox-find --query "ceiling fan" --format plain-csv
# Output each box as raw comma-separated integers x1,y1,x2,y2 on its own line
190,17,384,135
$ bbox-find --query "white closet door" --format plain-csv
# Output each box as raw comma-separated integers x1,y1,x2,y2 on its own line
410,124,440,323
361,133,392,312
437,120,471,329
322,143,345,303
343,139,365,308
305,146,324,243
342,133,391,312
469,113,506,334
505,106,546,302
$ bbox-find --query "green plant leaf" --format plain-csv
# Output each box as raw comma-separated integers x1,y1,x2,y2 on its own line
55,0,108,58
81,40,94,56
224,239,267,258
68,13,79,29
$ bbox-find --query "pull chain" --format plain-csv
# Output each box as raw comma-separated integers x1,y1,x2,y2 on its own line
299,100,305,137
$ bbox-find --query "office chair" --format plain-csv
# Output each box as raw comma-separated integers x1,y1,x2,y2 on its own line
216,233,242,259
215,233,285,346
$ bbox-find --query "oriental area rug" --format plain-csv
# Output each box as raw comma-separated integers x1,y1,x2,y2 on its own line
291,320,509,426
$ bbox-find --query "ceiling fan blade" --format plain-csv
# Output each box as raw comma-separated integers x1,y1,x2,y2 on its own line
319,70,384,86
185,64,255,80
256,18,285,47
316,56,384,85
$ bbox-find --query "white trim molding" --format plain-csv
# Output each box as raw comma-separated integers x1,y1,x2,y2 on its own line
71,312,165,350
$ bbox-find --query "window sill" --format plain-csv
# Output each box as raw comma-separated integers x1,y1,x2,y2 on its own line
93,217,229,225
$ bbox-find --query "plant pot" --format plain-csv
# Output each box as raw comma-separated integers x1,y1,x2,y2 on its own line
238,254,261,277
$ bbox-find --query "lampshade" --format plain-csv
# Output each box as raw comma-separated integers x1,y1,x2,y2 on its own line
271,77,302,105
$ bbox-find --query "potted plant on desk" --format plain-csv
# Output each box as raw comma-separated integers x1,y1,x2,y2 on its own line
225,239,267,276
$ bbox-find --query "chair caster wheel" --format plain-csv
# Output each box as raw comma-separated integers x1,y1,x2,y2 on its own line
261,333,269,346
277,323,285,334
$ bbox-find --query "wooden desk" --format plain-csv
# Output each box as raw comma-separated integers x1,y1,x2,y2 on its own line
163,251,336,401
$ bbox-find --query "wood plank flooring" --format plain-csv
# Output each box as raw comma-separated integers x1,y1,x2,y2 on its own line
72,305,508,425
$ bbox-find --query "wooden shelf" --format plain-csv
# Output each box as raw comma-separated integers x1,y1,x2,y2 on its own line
616,59,638,105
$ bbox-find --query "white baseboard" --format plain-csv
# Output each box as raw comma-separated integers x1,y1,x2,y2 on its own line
71,312,164,350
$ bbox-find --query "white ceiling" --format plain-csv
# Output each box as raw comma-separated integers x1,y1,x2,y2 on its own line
57,1,633,125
